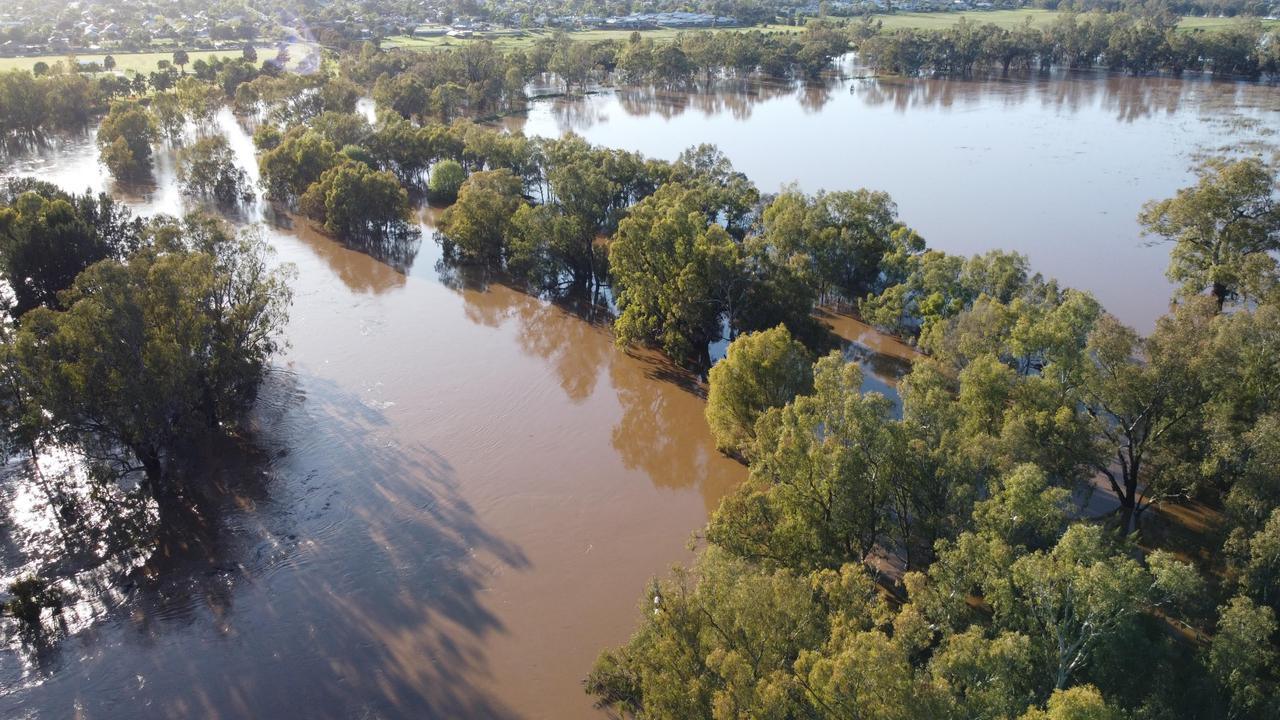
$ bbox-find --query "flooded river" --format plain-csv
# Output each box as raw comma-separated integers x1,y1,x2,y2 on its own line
513,63,1280,332
0,66,1275,719
1,113,749,719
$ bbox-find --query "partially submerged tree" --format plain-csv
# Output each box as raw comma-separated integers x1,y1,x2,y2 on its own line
435,169,523,266
1140,157,1280,310
0,187,140,315
258,129,340,204
177,135,254,206
610,183,741,369
14,215,292,495
299,161,409,242
97,101,157,180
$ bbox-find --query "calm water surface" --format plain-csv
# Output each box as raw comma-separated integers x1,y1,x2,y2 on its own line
0,65,1274,719
514,63,1280,331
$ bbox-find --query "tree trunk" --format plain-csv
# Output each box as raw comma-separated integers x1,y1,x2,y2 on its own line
1212,281,1228,312
137,446,165,497
1119,460,1140,533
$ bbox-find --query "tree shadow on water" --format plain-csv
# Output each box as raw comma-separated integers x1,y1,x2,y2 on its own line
440,264,616,405
0,368,529,720
269,209,423,295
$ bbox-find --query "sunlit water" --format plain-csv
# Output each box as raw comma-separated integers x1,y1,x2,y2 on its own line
512,61,1280,332
0,63,1274,718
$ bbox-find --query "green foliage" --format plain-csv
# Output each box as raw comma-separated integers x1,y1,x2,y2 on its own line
14,215,292,490
175,75,223,128
298,161,410,242
436,169,523,265
859,12,1280,78
504,203,593,290
1209,596,1280,719
251,123,281,151
1079,307,1209,515
0,70,102,141
610,183,740,368
861,249,1037,341
1140,157,1279,309
586,547,877,719
0,186,139,316
670,144,759,238
973,464,1071,551
929,628,1040,719
257,128,340,203
1018,685,1123,720
761,187,924,305
1002,525,1157,690
177,135,254,206
308,110,373,149
708,353,902,569
428,159,467,202
96,101,156,180
1236,509,1280,614
705,325,813,458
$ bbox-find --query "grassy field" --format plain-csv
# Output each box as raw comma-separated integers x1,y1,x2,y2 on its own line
1177,14,1280,30
0,42,319,75
870,9,1279,31
871,9,1061,30
382,24,803,51
382,12,1277,53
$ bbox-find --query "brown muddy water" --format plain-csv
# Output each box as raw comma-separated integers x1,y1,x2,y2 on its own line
0,65,1273,719
513,62,1280,332
0,113,754,719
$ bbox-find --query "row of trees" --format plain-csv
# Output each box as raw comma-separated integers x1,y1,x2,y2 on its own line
589,157,1280,719
0,71,110,145
353,24,850,126
2,49,276,149
424,129,929,367
857,12,1280,78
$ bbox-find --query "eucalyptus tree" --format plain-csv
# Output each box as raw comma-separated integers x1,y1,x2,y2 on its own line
1140,157,1280,310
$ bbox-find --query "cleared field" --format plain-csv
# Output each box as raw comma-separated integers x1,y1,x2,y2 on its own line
383,24,803,51
0,42,319,74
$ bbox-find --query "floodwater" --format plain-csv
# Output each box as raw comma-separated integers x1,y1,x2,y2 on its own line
512,62,1280,332
0,113,752,719
0,64,1274,719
